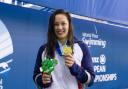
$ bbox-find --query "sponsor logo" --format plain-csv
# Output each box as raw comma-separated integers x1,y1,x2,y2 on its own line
81,25,117,83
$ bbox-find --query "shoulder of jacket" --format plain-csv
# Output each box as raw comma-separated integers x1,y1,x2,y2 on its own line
74,38,88,54
38,44,46,53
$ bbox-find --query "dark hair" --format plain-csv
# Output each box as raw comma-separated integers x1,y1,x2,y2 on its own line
46,9,74,58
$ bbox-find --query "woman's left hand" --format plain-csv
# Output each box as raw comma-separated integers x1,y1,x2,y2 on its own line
64,54,75,68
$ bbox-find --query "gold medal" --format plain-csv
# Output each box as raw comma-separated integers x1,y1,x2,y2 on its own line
63,45,72,55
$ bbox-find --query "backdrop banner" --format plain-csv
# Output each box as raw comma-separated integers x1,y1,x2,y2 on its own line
0,3,128,89
20,0,128,24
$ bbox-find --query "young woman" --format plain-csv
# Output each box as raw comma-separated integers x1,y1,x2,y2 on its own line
33,9,95,89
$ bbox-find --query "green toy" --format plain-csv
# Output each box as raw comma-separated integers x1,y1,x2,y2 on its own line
41,57,58,74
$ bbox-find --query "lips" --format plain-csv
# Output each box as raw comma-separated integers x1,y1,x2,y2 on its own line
56,30,65,35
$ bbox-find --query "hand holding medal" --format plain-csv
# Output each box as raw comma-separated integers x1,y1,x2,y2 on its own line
63,45,74,67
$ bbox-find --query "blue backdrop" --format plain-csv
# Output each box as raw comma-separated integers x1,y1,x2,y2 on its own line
0,2,128,89
20,0,128,25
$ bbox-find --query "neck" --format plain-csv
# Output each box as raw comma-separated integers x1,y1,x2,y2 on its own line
58,38,67,46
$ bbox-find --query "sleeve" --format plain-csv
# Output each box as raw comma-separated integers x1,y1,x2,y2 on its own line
33,45,52,88
69,42,95,87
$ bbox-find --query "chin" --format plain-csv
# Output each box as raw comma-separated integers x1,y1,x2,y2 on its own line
58,36,66,40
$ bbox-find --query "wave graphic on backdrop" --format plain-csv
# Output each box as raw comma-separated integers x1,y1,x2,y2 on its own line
0,20,13,74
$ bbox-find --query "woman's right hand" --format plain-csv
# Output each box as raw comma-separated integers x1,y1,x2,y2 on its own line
42,73,52,84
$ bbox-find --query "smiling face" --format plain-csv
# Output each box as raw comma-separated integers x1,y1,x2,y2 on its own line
54,14,69,41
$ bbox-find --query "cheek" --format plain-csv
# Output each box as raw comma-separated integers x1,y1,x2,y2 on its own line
65,29,69,34
65,26,69,33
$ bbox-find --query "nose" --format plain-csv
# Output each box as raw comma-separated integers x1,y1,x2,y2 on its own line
57,24,63,30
